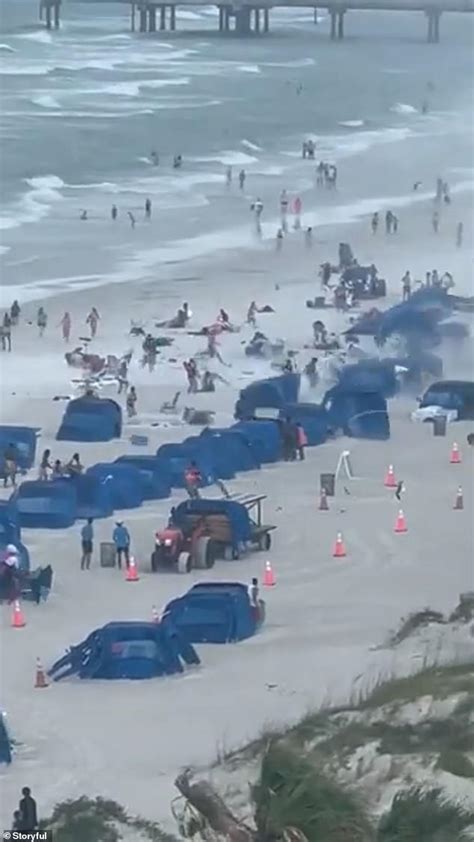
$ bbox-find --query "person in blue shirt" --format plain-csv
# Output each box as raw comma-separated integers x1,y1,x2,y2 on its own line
80,518,94,570
112,521,130,569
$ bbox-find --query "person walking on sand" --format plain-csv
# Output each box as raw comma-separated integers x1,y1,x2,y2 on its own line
111,204,118,221
401,271,411,302
128,211,136,229
145,198,152,219
80,518,94,570
456,221,463,248
432,209,440,234
10,300,20,325
60,311,71,342
247,300,257,326
37,306,47,337
126,385,137,418
3,442,18,488
18,787,38,832
385,209,393,235
371,212,379,235
238,169,246,190
38,449,52,481
295,422,307,461
392,215,398,234
2,312,12,352
276,228,284,251
225,166,232,186
86,307,100,338
279,189,289,221
305,226,313,248
112,521,130,569
293,195,302,229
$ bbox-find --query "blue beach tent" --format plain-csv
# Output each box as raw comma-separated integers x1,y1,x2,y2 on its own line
115,456,172,500
323,387,390,440
86,463,145,510
57,474,114,520
164,582,263,644
48,620,200,681
232,420,281,463
0,712,12,764
56,396,122,442
200,428,261,472
156,442,216,488
234,373,300,420
0,501,30,571
11,480,77,529
337,361,398,398
0,425,38,470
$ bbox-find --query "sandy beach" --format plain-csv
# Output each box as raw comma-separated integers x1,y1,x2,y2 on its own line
1,165,473,831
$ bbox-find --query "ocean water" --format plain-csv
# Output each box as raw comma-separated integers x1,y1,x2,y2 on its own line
0,1,473,301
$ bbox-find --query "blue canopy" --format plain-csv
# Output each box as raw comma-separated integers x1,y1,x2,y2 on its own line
184,435,235,480
337,361,398,398
232,420,281,463
48,620,200,681
115,456,172,500
156,443,216,488
0,501,30,571
279,403,328,446
0,425,38,469
235,373,300,420
323,387,390,440
0,712,12,764
86,463,144,510
56,397,122,442
164,582,261,643
172,499,252,552
56,474,114,520
11,481,77,529
200,428,261,472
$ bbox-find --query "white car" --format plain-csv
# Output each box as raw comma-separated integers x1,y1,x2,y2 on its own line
411,405,458,423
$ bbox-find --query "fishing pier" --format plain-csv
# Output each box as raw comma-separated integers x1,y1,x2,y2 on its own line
41,0,474,42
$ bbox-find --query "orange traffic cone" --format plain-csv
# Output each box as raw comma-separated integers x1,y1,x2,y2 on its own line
384,464,397,488
453,486,464,510
35,657,48,688
151,605,160,623
394,509,407,533
319,488,329,511
125,556,139,582
332,532,346,558
11,599,26,628
263,560,276,587
450,442,461,464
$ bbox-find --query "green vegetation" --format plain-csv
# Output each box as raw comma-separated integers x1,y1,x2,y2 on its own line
39,796,179,842
376,787,474,842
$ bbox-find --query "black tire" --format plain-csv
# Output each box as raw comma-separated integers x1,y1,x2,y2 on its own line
259,532,271,552
151,550,159,572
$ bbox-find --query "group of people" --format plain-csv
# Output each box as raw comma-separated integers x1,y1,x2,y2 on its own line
1,302,101,351
225,166,247,190
38,449,84,481
280,418,307,462
11,787,38,832
371,210,399,236
401,268,454,301
80,519,131,570
316,161,337,189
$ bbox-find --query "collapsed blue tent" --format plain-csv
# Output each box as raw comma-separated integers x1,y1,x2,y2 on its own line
156,443,216,488
337,361,398,398
115,456,171,500
0,501,30,571
48,620,200,681
323,387,390,440
200,428,261,472
172,498,253,555
56,397,122,442
234,374,300,420
56,474,114,520
0,425,38,470
184,435,235,480
86,463,144,510
11,481,77,529
0,712,12,764
164,582,264,643
279,403,328,446
232,420,281,463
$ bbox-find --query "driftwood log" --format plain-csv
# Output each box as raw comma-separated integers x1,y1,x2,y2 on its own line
175,769,257,842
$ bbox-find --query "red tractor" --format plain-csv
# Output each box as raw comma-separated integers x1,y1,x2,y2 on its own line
151,523,216,574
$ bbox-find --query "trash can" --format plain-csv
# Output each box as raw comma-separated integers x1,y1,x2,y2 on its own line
320,472,336,497
100,542,116,568
433,416,447,437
